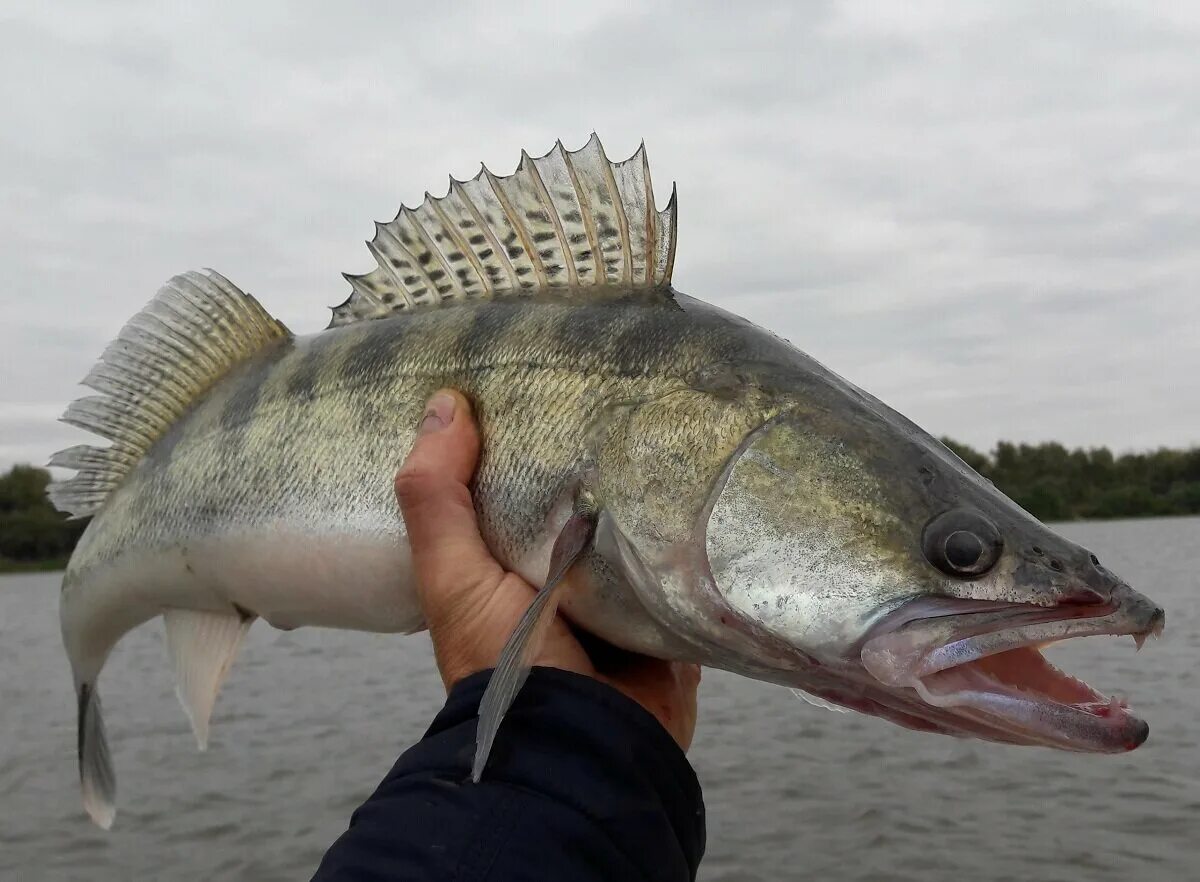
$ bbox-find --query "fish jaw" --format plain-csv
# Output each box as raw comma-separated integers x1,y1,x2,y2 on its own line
857,587,1165,752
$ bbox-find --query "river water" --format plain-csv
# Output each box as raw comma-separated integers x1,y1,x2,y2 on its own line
2,516,1197,881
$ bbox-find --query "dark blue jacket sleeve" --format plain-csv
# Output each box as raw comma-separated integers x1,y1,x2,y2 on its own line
311,666,705,881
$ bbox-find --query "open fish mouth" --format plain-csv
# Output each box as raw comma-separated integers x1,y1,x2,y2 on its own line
860,591,1165,752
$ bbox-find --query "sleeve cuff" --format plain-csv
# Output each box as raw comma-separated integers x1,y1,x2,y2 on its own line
392,665,706,877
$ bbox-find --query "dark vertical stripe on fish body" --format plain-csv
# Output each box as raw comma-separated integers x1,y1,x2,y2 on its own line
216,343,293,461
457,300,528,372
220,376,265,432
338,321,413,386
285,348,325,403
613,304,683,377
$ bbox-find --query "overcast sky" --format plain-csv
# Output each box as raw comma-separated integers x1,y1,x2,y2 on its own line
2,1,1197,470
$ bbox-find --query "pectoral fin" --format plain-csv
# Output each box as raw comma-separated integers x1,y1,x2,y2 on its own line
163,608,254,750
472,495,599,782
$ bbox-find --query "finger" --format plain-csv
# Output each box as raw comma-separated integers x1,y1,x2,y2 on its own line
671,662,701,752
395,390,503,602
679,663,702,689
596,657,701,750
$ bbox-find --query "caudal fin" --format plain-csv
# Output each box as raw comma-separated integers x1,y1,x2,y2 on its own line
77,682,116,829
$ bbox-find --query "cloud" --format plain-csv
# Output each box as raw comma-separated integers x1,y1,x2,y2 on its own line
1,0,1196,471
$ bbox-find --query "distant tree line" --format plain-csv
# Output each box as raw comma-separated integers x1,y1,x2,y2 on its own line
941,440,1200,522
0,465,88,572
2,441,1199,571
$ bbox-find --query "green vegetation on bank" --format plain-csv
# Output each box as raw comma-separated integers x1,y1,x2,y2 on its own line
941,440,1200,522
0,466,88,574
2,441,1199,572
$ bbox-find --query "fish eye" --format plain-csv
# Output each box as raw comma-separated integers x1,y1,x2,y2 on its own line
945,530,984,568
923,509,1003,578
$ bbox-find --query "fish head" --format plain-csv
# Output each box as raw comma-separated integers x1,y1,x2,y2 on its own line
702,398,1165,753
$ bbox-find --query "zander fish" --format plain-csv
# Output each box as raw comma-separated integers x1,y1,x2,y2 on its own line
51,136,1165,828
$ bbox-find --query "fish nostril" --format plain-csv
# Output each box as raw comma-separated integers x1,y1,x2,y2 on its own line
1032,545,1044,555
1049,559,1063,571
1089,553,1101,567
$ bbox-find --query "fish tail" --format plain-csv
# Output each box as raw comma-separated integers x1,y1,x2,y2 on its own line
76,679,115,829
62,578,135,830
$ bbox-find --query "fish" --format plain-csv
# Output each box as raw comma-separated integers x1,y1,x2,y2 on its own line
50,135,1166,829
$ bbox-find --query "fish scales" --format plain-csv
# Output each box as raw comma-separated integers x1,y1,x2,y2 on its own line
52,137,1164,829
65,295,785,644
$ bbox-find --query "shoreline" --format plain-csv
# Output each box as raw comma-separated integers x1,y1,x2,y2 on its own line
0,558,69,576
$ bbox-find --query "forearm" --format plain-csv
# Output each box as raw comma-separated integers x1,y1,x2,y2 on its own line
312,667,705,881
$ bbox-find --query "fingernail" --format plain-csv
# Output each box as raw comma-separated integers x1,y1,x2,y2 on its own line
418,391,456,435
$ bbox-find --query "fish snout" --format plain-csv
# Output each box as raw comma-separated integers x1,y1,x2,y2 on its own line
1110,581,1166,640
1063,575,1165,642
1055,549,1150,605
1048,553,1164,640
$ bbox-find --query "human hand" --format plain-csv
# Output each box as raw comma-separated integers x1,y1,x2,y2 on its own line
394,389,701,750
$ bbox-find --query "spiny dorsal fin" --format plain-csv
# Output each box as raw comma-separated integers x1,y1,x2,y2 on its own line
49,270,290,517
331,134,678,327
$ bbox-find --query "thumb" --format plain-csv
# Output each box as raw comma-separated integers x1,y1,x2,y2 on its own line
395,390,502,605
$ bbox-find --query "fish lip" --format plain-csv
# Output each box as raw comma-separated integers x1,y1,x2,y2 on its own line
861,592,1164,684
912,603,1160,681
858,592,1165,752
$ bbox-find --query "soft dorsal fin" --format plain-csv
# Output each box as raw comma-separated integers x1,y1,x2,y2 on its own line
49,271,290,517
331,134,678,327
